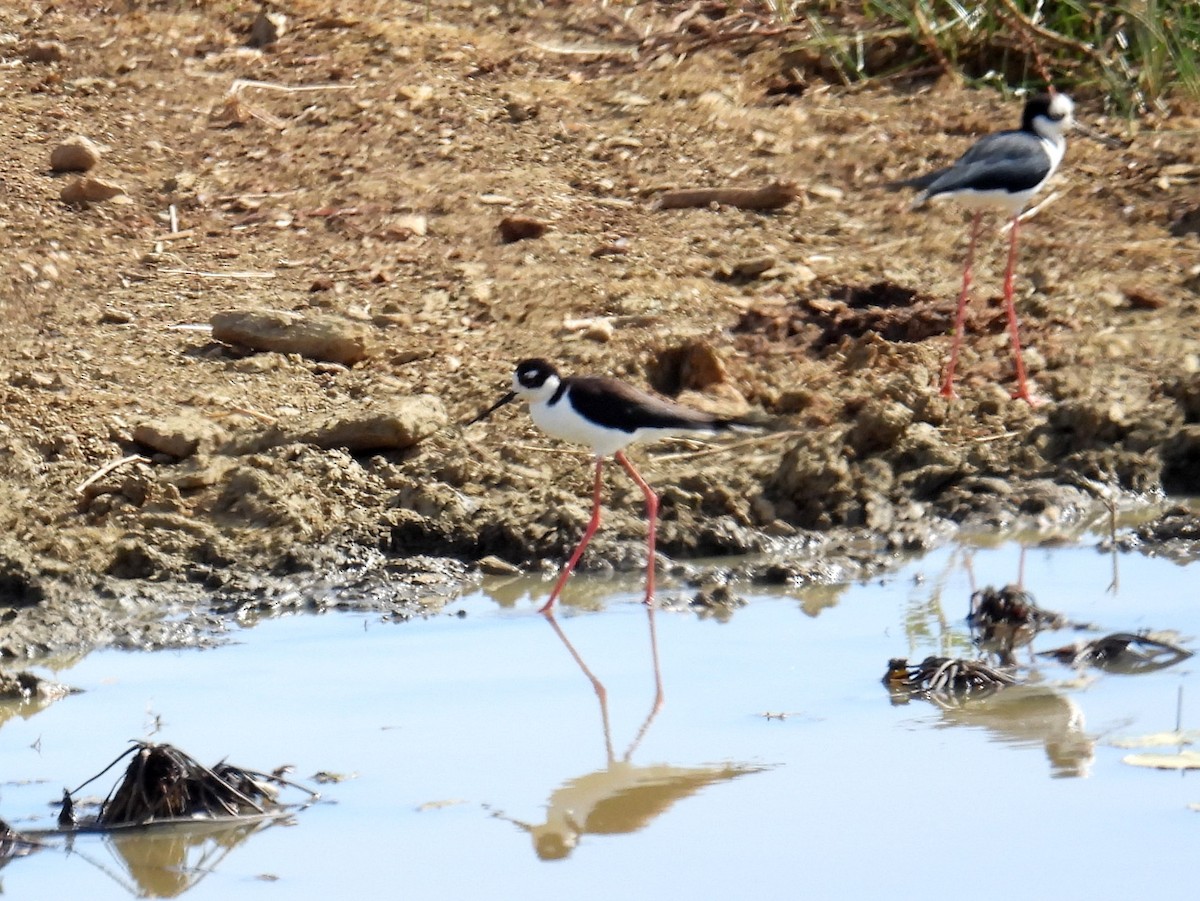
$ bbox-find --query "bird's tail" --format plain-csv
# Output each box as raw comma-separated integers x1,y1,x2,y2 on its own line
884,172,939,192
714,412,773,434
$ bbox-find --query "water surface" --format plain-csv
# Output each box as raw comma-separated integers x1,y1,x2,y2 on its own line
0,539,1196,899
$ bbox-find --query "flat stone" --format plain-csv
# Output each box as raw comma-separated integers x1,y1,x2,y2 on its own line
296,396,447,451
60,176,125,204
211,309,373,365
133,414,227,459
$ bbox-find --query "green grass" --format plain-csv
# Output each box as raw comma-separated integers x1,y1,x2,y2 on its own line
772,0,1200,112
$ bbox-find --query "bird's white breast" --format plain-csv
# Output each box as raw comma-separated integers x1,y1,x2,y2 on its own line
531,396,636,457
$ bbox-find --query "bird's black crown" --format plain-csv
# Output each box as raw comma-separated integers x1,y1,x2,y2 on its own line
515,358,558,389
1022,93,1068,128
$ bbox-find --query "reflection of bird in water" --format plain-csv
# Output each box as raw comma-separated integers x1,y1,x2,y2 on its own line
493,609,765,860
482,572,640,614
517,758,764,861
937,685,1095,779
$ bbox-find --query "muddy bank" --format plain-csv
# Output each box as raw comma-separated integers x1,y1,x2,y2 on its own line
0,1,1196,655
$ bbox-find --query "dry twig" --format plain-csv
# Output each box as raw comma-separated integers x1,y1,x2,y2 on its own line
75,454,150,496
651,429,802,463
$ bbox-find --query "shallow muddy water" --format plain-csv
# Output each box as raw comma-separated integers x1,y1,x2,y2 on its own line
1,538,1197,899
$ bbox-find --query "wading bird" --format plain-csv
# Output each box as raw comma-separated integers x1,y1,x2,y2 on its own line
469,358,745,614
891,92,1078,404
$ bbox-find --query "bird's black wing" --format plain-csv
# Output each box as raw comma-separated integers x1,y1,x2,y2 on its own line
565,377,727,434
896,130,1051,197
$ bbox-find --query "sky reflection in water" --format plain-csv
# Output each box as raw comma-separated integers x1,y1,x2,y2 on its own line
0,538,1196,899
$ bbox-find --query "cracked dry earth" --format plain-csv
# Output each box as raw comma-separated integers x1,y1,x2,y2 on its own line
0,0,1196,655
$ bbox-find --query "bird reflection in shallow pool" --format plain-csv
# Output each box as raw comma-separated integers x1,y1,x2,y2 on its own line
490,608,767,860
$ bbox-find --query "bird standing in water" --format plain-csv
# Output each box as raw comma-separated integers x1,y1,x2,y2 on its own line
892,92,1078,404
469,358,745,614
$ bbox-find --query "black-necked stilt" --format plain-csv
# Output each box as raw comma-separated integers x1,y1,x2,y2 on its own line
892,92,1076,404
468,358,744,614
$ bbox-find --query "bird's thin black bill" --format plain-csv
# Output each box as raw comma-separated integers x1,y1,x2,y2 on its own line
464,391,516,426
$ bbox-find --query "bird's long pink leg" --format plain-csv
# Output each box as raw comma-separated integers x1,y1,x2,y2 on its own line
615,451,658,606
1002,214,1034,405
539,458,605,615
940,211,982,399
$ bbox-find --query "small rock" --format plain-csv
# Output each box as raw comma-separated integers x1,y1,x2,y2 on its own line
504,93,540,123
211,310,374,365
163,455,235,490
478,555,521,576
583,321,614,343
248,9,286,47
22,41,67,63
652,340,729,393
133,413,227,459
296,396,447,451
690,583,746,615
591,238,630,258
498,216,547,243
716,256,775,282
807,183,845,202
107,538,166,580
1123,286,1168,310
50,135,102,172
60,176,125,204
390,214,427,238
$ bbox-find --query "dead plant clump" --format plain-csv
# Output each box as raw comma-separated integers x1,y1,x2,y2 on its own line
60,741,317,830
883,655,1018,704
1038,632,1194,674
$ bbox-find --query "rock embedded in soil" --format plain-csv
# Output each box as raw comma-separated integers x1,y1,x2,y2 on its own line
211,310,374,365
295,396,448,452
60,176,125,204
133,413,228,460
477,555,521,576
498,216,547,243
22,40,67,63
50,135,102,172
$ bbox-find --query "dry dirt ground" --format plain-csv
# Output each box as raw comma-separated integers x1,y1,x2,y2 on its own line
0,1,1197,655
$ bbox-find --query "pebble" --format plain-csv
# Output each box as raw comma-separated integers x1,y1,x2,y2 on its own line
50,136,101,173
477,555,521,576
